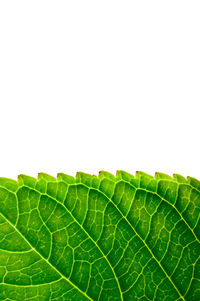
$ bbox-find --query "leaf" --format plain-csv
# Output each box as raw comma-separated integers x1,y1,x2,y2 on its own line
0,171,199,301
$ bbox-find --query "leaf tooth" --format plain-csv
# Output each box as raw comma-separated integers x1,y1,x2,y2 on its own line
187,176,200,191
155,172,173,180
116,170,135,182
57,173,76,184
172,174,187,183
76,171,97,181
75,172,99,189
18,174,37,188
98,170,115,181
37,173,56,182
0,177,18,192
136,171,154,179
76,171,91,178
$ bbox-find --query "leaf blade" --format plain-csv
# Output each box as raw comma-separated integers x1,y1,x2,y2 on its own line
0,172,199,301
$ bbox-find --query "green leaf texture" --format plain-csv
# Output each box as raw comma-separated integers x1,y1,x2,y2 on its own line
0,171,199,301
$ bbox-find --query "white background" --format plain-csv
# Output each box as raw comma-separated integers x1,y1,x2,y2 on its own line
0,1,199,181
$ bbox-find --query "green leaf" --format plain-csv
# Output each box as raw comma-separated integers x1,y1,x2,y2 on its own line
0,171,199,301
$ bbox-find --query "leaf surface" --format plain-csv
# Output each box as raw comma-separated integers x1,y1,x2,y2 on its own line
0,171,199,301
